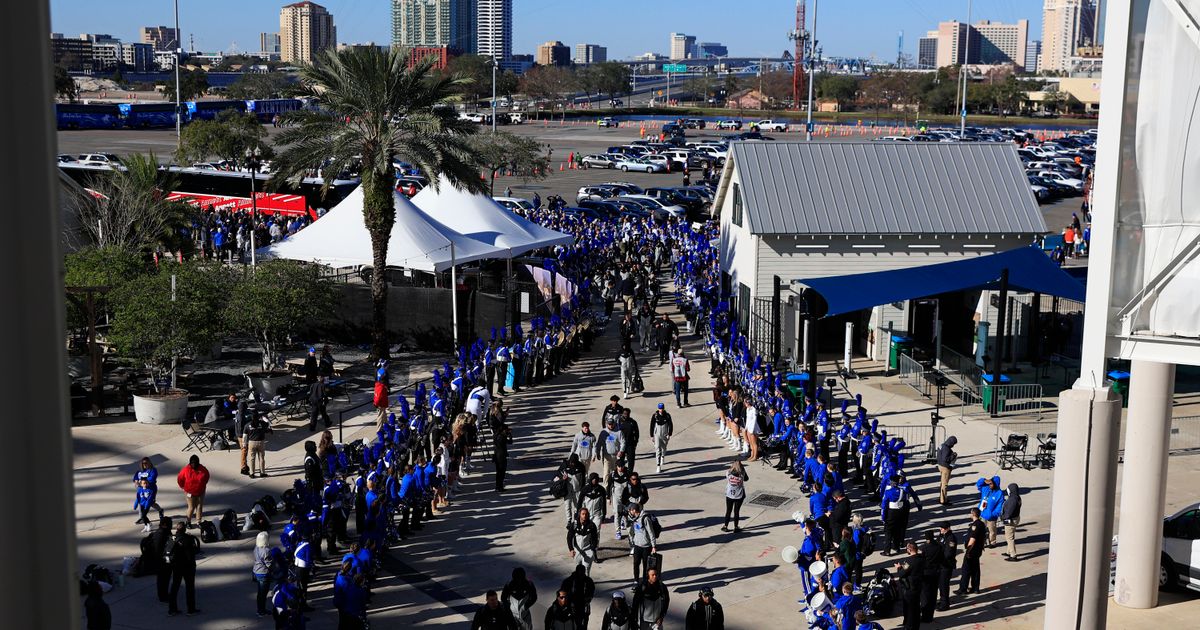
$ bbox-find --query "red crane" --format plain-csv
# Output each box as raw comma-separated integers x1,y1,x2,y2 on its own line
789,0,807,110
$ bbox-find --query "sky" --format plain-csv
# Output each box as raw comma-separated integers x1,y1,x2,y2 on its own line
48,0,1054,61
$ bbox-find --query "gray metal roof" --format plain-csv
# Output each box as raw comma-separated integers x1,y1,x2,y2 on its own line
728,141,1047,235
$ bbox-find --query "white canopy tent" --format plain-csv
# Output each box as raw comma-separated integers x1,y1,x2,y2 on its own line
259,185,509,345
410,176,574,255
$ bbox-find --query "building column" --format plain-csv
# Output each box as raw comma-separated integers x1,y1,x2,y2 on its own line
1114,360,1176,608
1044,385,1122,630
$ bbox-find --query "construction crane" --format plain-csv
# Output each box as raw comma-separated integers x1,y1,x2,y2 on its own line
788,0,807,110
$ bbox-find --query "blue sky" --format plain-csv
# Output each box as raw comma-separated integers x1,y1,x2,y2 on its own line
49,0,1051,60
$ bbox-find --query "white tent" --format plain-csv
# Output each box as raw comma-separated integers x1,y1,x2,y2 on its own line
259,185,506,272
411,176,574,256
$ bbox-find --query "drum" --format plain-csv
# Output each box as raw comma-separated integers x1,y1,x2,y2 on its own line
782,546,799,564
807,591,832,614
809,560,829,580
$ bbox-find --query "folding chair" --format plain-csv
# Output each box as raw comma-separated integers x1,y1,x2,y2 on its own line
181,417,211,453
997,433,1029,470
1035,433,1057,469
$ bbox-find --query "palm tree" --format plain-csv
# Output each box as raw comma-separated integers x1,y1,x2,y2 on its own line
68,152,196,254
271,46,485,359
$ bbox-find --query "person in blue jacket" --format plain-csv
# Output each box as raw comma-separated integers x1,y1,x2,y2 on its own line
831,581,862,630
134,479,158,532
828,552,850,594
773,416,799,472
797,519,824,597
881,473,922,555
133,457,164,524
810,489,832,541
334,560,369,629
976,476,1005,547
271,580,304,629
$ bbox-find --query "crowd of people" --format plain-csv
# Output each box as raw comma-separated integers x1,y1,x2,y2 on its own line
191,206,318,263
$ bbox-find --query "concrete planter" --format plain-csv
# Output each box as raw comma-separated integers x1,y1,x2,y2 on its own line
133,389,189,425
246,371,293,400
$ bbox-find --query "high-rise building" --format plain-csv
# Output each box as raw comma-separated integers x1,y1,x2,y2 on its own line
477,0,511,60
392,0,452,49
1025,40,1041,73
669,33,696,60
696,42,728,58
120,42,154,71
140,26,178,51
453,0,477,54
536,41,570,67
260,32,281,53
574,43,606,64
280,1,336,64
918,31,939,68
1041,0,1098,73
974,19,1028,67
933,19,1027,68
51,37,94,71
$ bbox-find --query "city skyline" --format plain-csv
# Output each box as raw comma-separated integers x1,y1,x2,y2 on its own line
47,0,1069,62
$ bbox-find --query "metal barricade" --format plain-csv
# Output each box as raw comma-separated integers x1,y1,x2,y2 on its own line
993,415,1200,467
960,382,1045,419
937,347,982,395
876,424,947,463
898,354,933,398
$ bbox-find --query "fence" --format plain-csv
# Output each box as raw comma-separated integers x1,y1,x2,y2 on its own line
960,382,1045,419
992,415,1200,465
876,424,948,464
748,296,778,363
898,354,933,398
938,347,983,395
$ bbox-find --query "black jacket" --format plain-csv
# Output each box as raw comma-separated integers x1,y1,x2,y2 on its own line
601,602,633,629
544,601,579,629
621,418,640,444
1001,483,1022,522
85,593,112,630
566,519,599,553
936,436,958,467
472,604,518,630
165,532,200,569
896,553,926,593
560,570,596,616
829,498,852,534
684,597,725,630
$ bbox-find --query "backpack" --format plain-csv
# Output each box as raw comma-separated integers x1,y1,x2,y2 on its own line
256,494,278,517
645,513,663,539
550,474,568,500
219,509,240,540
858,527,877,558
245,506,272,532
199,520,219,543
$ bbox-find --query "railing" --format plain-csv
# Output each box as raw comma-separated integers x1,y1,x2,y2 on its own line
876,423,948,464
898,354,933,398
960,382,1045,419
938,346,983,395
992,415,1200,465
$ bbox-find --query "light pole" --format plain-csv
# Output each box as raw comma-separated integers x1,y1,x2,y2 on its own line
245,146,262,266
490,55,498,135
959,0,973,137
805,0,819,141
174,0,182,150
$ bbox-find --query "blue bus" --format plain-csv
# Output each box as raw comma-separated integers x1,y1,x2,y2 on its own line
55,103,122,130
118,103,179,128
187,99,247,121
246,98,304,122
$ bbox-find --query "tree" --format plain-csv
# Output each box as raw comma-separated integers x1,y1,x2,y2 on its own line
109,262,230,390
54,65,78,103
816,74,860,108
177,110,273,165
520,66,577,111
592,62,632,100
67,153,197,255
271,46,483,359
225,260,334,370
758,70,794,106
469,132,551,195
225,72,292,100
167,68,209,101
682,73,716,104
63,247,150,330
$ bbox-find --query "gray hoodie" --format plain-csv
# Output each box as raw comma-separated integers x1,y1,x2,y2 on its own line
598,428,625,458
629,511,657,549
1001,483,1022,522
571,431,597,461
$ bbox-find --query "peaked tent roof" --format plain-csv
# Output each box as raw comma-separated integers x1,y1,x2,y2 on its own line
259,185,507,272
725,142,1048,236
410,176,574,256
796,246,1086,318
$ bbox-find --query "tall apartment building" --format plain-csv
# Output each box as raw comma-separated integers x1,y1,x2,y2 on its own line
669,33,696,60
476,0,512,60
575,43,606,64
933,19,1027,68
1025,40,1041,73
453,0,476,54
280,1,337,64
392,0,452,48
536,41,570,67
261,32,281,53
140,26,178,51
918,31,938,68
51,37,94,71
121,42,155,71
1041,0,1098,73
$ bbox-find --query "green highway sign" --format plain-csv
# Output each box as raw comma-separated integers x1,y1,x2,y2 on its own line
662,63,687,73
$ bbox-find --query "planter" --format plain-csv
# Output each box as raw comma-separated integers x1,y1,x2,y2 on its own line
246,371,294,400
133,389,189,425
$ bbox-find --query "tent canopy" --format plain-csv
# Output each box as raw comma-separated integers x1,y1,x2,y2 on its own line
796,246,1086,318
411,176,573,255
259,185,506,272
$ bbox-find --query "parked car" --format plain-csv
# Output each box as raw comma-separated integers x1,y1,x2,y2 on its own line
1112,502,1200,593
57,154,77,164
755,119,789,132
580,154,619,169
717,120,743,130
597,117,619,128
614,157,666,173
682,118,707,129
493,197,535,213
1034,170,1084,192
693,145,727,164
459,112,486,123
77,153,121,166
617,194,686,219
598,182,644,195
642,155,674,171
508,112,525,124
576,186,616,204
874,136,913,142
578,199,623,218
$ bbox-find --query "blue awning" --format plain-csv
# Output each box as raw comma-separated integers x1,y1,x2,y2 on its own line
796,245,1087,318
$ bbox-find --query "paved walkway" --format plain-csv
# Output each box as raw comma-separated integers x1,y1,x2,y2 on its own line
71,307,1200,629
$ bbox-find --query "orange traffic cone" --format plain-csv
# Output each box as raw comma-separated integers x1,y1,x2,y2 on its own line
560,163,565,172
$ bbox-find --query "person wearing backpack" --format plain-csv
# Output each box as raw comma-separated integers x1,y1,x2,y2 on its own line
580,473,609,541
145,517,174,603
570,422,598,478
560,455,587,526
849,514,876,586
601,591,633,630
626,503,658,586
165,520,201,616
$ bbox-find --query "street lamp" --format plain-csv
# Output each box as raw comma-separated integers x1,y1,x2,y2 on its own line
490,55,498,135
805,0,820,141
960,0,973,137
245,146,262,266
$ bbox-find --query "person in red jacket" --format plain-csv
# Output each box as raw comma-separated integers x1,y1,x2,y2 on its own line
373,375,390,433
177,455,211,528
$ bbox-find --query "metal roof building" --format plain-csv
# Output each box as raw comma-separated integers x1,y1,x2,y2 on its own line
713,141,1050,365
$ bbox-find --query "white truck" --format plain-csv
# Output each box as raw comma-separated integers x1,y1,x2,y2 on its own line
755,120,789,132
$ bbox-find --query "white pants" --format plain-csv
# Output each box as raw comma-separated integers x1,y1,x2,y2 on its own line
574,546,596,575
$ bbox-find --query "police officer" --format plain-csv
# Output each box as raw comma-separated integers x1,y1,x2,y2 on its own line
936,522,958,612
494,340,510,396
894,541,925,630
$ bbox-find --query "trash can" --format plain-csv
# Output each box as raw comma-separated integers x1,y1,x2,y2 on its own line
1108,370,1131,407
785,372,810,398
981,373,1011,414
889,335,913,370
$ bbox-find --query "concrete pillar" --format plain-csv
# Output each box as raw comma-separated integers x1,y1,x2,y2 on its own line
844,321,854,374
1044,386,1122,630
0,1,80,628
802,319,812,371
1114,360,1176,608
